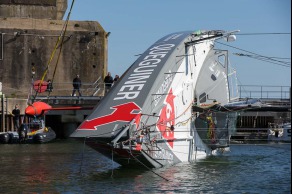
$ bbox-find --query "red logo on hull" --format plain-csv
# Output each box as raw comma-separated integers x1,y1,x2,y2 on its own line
157,89,175,148
78,102,141,130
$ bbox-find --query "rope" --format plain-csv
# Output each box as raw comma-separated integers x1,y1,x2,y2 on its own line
79,136,86,175
48,0,75,98
128,147,170,181
111,148,114,179
32,0,76,101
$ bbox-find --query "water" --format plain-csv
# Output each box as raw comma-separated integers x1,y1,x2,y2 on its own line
0,139,290,194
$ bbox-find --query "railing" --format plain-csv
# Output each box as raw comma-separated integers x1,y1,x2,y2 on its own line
238,85,291,100
0,115,28,133
32,76,106,97
88,76,102,96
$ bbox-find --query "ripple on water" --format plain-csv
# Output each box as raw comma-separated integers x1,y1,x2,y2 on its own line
0,141,290,193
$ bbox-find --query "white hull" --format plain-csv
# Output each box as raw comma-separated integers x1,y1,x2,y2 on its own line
71,30,239,168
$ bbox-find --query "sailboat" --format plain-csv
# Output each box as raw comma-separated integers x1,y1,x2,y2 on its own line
71,30,242,168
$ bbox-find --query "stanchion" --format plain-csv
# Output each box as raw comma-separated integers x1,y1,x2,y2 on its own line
1,94,5,132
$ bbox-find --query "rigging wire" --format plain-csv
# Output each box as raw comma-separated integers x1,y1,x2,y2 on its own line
233,53,291,67
216,41,291,68
246,53,291,65
266,57,291,60
215,32,291,67
236,32,291,35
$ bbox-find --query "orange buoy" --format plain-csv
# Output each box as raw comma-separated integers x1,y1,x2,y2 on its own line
25,101,52,116
33,80,48,93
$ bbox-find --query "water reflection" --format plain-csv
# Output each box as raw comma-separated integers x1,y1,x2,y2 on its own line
0,141,290,193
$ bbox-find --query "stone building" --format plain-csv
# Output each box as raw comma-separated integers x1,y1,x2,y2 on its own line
0,0,108,98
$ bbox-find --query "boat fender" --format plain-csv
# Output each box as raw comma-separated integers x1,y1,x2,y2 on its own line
0,133,10,144
18,124,28,143
136,144,142,151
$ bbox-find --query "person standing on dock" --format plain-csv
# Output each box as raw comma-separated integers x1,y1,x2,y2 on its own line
46,79,53,93
113,75,120,85
12,104,20,131
104,72,113,94
72,74,82,96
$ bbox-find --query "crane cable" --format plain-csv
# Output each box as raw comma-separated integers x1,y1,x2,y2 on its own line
48,0,76,97
32,0,76,102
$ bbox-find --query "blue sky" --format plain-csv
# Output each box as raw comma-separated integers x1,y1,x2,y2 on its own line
67,0,291,87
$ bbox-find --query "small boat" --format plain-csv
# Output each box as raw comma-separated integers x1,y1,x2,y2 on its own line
268,123,291,142
0,101,92,144
0,119,56,144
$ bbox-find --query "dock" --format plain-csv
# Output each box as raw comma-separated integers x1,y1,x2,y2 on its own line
1,85,291,141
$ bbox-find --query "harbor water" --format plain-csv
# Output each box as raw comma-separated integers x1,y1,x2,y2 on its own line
0,139,290,194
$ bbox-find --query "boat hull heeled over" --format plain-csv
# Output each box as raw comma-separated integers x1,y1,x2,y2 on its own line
71,30,243,168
